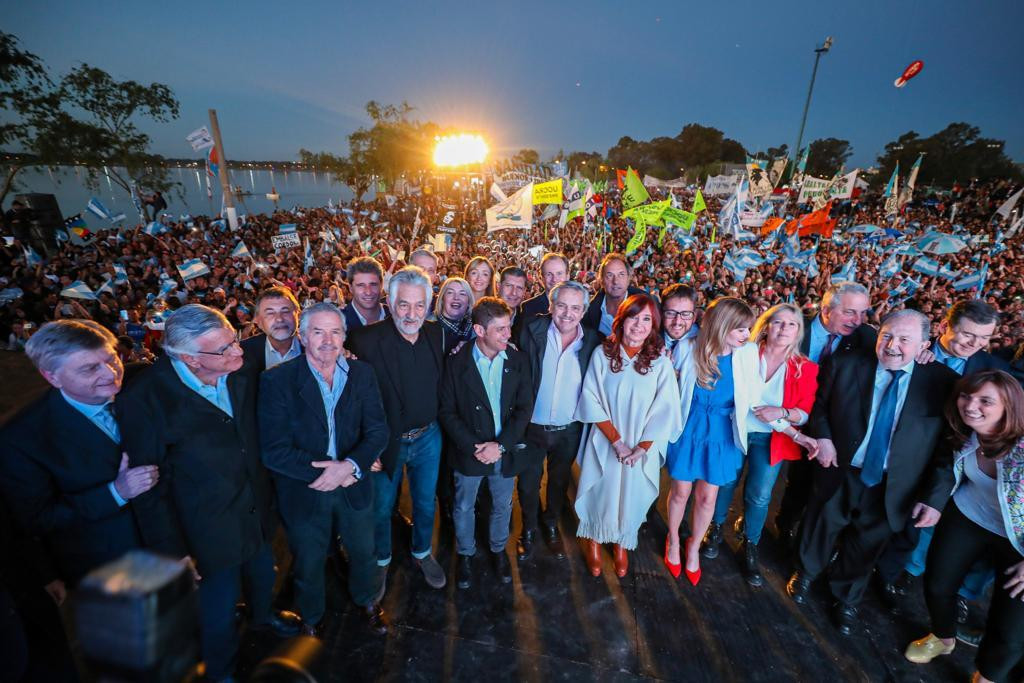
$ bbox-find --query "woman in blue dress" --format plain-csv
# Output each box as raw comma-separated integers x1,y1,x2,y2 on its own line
664,297,757,585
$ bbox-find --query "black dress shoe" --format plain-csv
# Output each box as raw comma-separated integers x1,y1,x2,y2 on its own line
876,579,905,616
742,540,763,588
542,525,565,558
362,603,388,636
786,571,812,604
300,621,323,639
251,609,303,637
833,603,858,636
700,522,723,559
492,551,512,584
456,554,473,589
516,530,535,561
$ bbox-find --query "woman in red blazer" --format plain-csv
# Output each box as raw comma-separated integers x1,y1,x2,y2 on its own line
702,303,819,586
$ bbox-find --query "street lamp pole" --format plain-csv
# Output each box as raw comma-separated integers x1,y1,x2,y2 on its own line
792,36,833,179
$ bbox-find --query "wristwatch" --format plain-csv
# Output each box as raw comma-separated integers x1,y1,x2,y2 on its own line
497,444,507,456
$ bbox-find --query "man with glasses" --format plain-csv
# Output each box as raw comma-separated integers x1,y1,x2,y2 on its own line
517,282,601,559
241,286,302,373
660,284,699,356
119,304,300,683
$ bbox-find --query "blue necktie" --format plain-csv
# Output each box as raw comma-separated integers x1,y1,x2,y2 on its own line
95,403,121,443
860,369,904,487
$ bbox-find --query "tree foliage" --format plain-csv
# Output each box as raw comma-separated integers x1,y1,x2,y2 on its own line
805,137,852,178
874,122,1020,188
511,148,539,166
605,124,747,180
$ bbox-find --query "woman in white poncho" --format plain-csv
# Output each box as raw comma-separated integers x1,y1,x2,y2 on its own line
573,293,683,578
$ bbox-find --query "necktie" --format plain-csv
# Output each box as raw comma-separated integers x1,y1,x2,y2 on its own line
96,403,121,443
819,333,840,364
860,369,905,487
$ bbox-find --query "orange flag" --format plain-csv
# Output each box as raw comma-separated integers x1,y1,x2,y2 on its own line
760,217,784,235
616,169,628,189
796,201,836,238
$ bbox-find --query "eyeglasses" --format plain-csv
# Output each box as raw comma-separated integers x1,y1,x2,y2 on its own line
196,332,243,356
663,310,695,320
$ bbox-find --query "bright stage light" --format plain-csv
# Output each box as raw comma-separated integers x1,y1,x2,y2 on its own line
433,134,488,167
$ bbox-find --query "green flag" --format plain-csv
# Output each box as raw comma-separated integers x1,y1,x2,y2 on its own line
662,206,697,231
657,225,668,248
622,167,650,209
622,199,669,225
625,218,647,255
692,189,706,214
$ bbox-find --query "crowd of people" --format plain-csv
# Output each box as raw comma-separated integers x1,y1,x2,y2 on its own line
1,174,1023,683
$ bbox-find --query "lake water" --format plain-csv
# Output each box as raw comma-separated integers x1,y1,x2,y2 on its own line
7,165,368,220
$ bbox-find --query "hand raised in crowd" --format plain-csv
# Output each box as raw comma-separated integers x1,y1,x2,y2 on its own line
43,579,67,606
808,437,838,467
309,459,358,491
113,453,160,500
1004,559,1024,600
473,442,502,464
911,502,942,528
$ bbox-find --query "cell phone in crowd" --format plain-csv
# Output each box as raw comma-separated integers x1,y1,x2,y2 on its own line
119,310,129,321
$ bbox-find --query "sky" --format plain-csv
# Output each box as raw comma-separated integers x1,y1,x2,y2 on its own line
4,0,1023,170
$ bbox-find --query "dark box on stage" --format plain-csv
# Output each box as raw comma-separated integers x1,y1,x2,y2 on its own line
74,550,199,682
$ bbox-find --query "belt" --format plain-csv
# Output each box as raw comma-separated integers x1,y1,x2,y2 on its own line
400,423,433,441
532,423,572,432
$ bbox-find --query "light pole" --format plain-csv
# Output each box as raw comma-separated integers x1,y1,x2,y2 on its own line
792,36,833,179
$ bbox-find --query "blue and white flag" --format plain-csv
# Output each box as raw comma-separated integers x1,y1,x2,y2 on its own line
177,258,211,281
210,219,227,231
231,241,252,259
911,256,940,276
109,212,127,223
86,197,113,221
60,280,97,300
303,238,314,272
23,245,43,266
889,276,921,304
879,255,901,279
279,223,297,234
143,221,167,236
96,278,116,297
113,263,128,283
831,257,857,284
952,263,988,294
156,278,178,300
722,253,747,280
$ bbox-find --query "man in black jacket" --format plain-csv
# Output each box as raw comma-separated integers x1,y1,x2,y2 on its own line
581,252,644,337
516,281,601,559
259,302,390,637
0,320,154,586
438,297,535,589
518,252,569,321
119,305,298,682
786,310,957,636
347,267,447,591
240,286,302,373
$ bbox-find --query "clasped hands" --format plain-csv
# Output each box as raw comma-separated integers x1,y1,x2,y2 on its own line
309,459,358,491
613,440,645,467
473,442,502,464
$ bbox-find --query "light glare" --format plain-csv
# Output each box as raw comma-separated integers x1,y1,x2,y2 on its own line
433,134,488,167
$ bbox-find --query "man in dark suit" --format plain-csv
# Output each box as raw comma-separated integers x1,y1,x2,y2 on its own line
786,310,957,636
119,305,298,682
0,320,154,586
259,302,390,637
777,281,876,541
519,252,569,320
499,265,529,339
341,256,390,331
517,281,601,560
347,267,447,591
581,252,644,337
438,297,535,589
240,286,302,373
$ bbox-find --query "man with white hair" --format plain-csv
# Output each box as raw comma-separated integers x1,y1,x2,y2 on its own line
347,266,447,591
119,304,299,682
259,302,390,638
787,309,958,637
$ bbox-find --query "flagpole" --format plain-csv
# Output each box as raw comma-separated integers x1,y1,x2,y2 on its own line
791,37,833,182
208,109,239,230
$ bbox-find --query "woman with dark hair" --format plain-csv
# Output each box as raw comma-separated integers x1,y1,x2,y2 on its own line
905,370,1024,683
573,293,682,578
464,256,495,302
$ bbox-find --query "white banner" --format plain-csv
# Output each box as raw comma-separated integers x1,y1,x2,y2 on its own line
830,170,860,200
271,233,301,250
740,210,766,227
797,176,831,203
642,175,688,189
186,126,214,151
486,184,533,233
703,174,742,196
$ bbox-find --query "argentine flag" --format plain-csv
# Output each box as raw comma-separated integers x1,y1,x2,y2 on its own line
279,223,298,234
96,278,116,297
304,238,314,272
113,263,128,283
722,253,747,281
86,197,113,221
210,219,227,231
60,280,97,300
879,255,901,279
177,258,211,281
144,221,167,236
953,264,988,293
831,257,857,284
231,241,252,259
911,256,940,277
23,246,43,266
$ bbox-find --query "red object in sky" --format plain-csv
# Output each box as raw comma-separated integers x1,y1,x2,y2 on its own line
894,60,924,88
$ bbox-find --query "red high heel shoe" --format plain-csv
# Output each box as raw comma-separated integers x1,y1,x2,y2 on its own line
663,539,681,579
685,565,702,586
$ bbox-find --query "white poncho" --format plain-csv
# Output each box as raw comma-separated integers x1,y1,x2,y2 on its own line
573,346,683,549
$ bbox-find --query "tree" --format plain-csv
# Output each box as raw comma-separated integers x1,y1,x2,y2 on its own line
675,124,725,168
606,136,645,171
511,148,539,166
60,64,180,219
875,122,1020,188
345,101,441,190
765,144,789,159
805,138,852,178
719,138,747,164
566,151,604,180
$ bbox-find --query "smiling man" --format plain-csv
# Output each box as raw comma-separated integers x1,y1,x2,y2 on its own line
930,300,1009,376
342,257,390,330
241,286,302,373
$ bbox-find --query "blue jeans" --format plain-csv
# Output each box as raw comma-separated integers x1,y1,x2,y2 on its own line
372,421,442,565
907,524,995,600
453,469,515,556
713,432,781,544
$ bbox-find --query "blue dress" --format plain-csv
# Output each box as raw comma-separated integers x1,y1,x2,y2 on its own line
666,354,744,485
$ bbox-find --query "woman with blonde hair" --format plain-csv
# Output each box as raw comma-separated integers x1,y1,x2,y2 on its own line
464,256,495,302
664,297,757,585
434,277,474,353
703,303,820,586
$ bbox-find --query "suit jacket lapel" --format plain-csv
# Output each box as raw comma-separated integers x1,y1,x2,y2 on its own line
299,363,329,431
48,390,112,456
894,366,928,429
855,358,876,429
459,345,493,414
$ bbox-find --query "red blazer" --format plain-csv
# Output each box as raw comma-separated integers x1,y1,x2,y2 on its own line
769,354,819,466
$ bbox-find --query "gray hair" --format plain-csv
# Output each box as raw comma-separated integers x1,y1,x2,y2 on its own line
822,281,869,311
408,248,437,267
549,280,591,309
25,319,117,374
388,266,433,311
434,277,473,320
881,308,930,340
163,304,233,359
299,301,346,338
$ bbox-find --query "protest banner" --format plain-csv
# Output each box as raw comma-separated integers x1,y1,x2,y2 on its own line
486,183,533,233
532,179,563,204
271,233,301,250
703,174,742,196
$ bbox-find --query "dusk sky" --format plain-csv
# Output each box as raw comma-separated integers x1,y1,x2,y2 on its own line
5,0,1023,169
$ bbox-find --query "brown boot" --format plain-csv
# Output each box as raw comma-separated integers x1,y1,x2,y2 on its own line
613,544,629,578
583,539,602,576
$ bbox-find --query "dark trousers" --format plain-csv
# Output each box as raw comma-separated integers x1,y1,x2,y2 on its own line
925,502,1024,682
196,542,276,681
284,492,377,626
519,423,583,531
777,457,813,531
797,468,894,606
876,523,922,583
